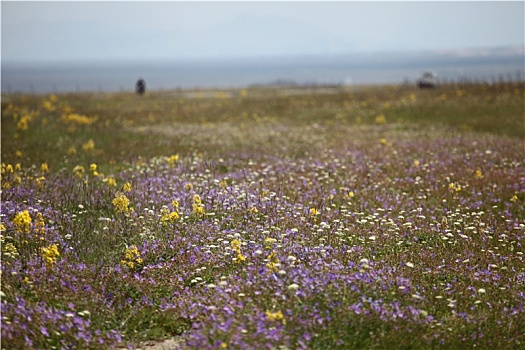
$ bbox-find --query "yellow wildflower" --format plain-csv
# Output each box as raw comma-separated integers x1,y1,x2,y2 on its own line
35,176,46,188
15,163,22,171
230,239,246,264
380,138,387,145
2,164,13,174
121,245,143,269
192,194,205,217
309,208,319,217
61,113,97,125
264,237,277,249
122,182,132,192
475,169,483,179
375,114,387,125
510,195,518,202
105,177,117,187
193,194,202,204
171,199,180,208
160,210,180,224
265,310,286,324
73,165,85,178
448,182,462,192
112,192,131,214
82,139,95,152
35,212,46,237
17,116,30,131
40,163,49,173
167,154,179,167
13,210,32,233
67,147,77,156
41,244,60,269
413,160,420,167
42,100,55,112
231,239,242,251
266,251,280,272
2,242,19,260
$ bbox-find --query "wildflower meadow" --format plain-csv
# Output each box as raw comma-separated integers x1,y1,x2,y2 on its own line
1,82,524,349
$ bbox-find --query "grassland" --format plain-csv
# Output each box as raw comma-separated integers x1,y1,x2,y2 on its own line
1,82,524,349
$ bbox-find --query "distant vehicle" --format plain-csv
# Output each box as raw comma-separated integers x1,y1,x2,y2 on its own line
417,71,437,88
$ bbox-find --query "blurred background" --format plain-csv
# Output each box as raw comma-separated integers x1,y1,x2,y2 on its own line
2,1,524,93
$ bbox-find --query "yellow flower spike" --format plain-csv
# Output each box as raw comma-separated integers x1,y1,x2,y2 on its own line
35,176,46,188
82,139,95,152
13,210,32,233
90,163,97,172
193,194,202,204
105,177,117,187
375,114,387,125
230,239,242,252
413,160,420,167
112,192,131,214
122,245,142,269
73,165,85,178
475,169,483,179
167,154,180,167
347,191,355,199
67,147,77,156
40,163,49,173
41,244,60,269
17,117,30,131
160,210,179,225
122,182,132,192
15,163,22,171
309,208,319,217
35,212,46,236
265,310,286,324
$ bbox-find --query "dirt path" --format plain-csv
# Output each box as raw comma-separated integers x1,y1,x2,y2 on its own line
117,337,184,350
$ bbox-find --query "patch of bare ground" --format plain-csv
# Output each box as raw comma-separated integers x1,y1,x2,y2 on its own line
116,336,185,350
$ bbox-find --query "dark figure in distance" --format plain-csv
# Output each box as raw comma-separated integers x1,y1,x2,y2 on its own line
136,78,146,95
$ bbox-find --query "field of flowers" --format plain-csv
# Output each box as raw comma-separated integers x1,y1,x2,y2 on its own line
1,82,524,349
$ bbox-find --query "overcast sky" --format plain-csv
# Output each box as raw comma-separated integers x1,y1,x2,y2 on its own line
2,1,524,63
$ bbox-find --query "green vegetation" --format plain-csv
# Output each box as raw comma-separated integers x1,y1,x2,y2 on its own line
1,82,524,349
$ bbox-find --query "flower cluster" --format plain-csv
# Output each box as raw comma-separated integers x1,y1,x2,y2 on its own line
112,192,131,214
192,194,205,217
41,244,60,269
121,245,143,269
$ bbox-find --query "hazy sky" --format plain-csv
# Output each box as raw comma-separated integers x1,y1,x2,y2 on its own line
2,1,524,63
